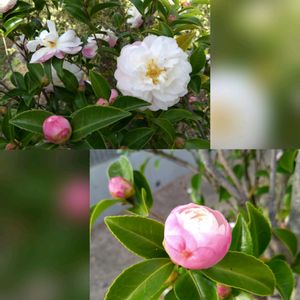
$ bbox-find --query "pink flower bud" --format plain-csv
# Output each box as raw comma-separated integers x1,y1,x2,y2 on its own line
175,137,185,149
43,116,72,144
168,15,177,22
108,177,134,199
109,89,119,104
96,98,109,106
5,143,16,151
189,96,198,104
82,42,98,59
217,284,232,299
163,203,232,270
0,0,17,13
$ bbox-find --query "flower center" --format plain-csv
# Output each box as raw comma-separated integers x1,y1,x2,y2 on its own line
146,59,165,85
45,39,57,49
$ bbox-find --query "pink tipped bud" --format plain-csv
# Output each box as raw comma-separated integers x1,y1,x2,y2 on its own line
108,177,135,199
168,15,177,22
163,204,232,270
180,0,191,7
43,116,72,144
82,42,98,59
109,89,119,104
5,143,17,151
0,0,17,14
217,284,232,299
189,96,198,104
175,137,185,149
96,98,109,106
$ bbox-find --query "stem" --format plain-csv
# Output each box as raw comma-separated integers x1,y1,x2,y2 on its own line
268,150,277,226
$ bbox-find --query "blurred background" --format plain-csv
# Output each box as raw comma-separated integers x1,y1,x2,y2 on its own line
212,0,300,148
0,151,89,300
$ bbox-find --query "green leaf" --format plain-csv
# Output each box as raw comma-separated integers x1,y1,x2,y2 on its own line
190,173,204,204
160,109,199,123
153,118,176,145
107,155,134,183
129,188,149,217
190,47,206,74
230,214,253,255
174,271,217,300
122,128,155,149
176,32,196,51
292,253,300,274
64,0,90,24
2,109,15,141
105,258,174,300
71,105,131,141
3,16,25,36
267,259,294,300
201,251,275,296
89,2,120,16
247,202,271,257
278,150,298,174
90,199,122,233
113,96,151,111
129,0,144,15
9,110,53,134
185,139,209,149
104,215,168,258
273,228,298,257
90,70,111,100
165,290,178,300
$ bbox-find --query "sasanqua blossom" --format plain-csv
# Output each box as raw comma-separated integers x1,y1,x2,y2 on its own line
0,0,17,13
27,20,82,63
115,35,192,111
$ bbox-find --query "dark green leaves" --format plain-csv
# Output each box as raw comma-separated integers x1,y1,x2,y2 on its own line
90,71,111,100
113,96,150,111
122,128,155,149
10,110,53,134
273,228,298,257
104,215,168,258
267,259,294,300
71,106,131,141
105,258,174,300
202,251,275,296
107,155,134,183
174,271,217,300
247,202,271,257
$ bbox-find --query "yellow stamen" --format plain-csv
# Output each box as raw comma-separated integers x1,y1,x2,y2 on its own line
146,59,165,85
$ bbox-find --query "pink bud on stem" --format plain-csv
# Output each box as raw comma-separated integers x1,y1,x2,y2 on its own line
43,116,72,144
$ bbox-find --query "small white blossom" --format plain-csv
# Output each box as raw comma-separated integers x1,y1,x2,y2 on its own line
27,20,82,63
127,6,143,28
115,35,192,111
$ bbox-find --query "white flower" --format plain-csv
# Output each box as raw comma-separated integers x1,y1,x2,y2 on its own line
95,28,118,48
46,61,83,92
27,20,82,63
211,67,271,149
82,41,98,59
127,6,143,28
115,35,192,111
0,0,17,13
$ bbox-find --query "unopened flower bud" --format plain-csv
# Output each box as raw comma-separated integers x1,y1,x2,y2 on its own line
108,177,135,199
175,137,185,149
5,143,17,151
109,89,119,104
82,42,98,59
217,284,232,299
43,115,72,144
0,0,17,14
0,106,7,115
96,98,109,106
168,14,177,22
163,203,232,269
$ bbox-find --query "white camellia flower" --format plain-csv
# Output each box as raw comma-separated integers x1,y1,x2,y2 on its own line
127,6,143,28
0,0,17,13
115,35,192,111
27,20,82,63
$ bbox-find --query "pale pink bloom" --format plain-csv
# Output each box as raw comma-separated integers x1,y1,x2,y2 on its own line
27,20,82,63
86,28,118,51
0,0,17,13
58,177,89,223
115,35,192,111
109,89,119,104
82,42,98,58
189,96,198,103
96,98,109,106
108,177,134,199
217,284,232,299
163,203,232,269
43,116,72,144
127,6,143,28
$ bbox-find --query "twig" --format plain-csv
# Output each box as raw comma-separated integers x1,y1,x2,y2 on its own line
199,150,248,204
268,150,277,226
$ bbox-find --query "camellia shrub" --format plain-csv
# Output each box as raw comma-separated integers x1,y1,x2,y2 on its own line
0,0,210,150
91,152,300,300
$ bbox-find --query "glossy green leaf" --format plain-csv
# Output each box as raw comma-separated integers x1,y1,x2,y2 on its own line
185,139,209,149
107,155,134,183
113,96,150,111
278,150,298,174
122,128,155,149
247,202,271,257
153,118,176,145
165,289,178,300
201,251,275,296
230,214,253,255
176,31,196,50
273,228,298,257
174,271,217,300
9,110,53,134
4,16,25,36
104,215,168,258
267,259,294,300
90,70,111,100
190,47,206,74
89,2,120,16
71,105,131,141
292,252,300,274
105,258,174,300
2,109,15,141
90,199,122,232
160,109,199,123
